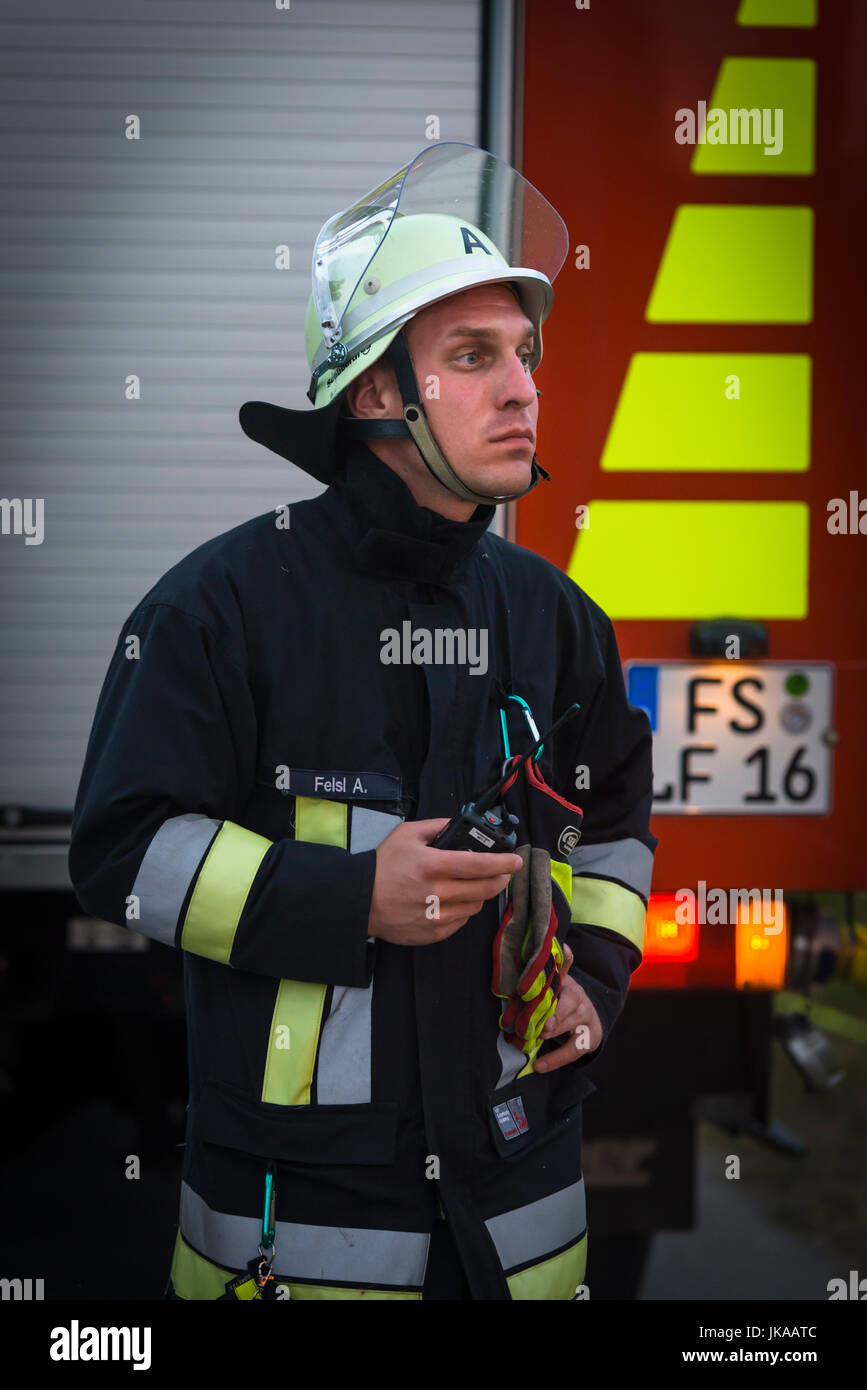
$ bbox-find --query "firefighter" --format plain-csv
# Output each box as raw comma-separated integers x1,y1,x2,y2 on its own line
69,143,657,1300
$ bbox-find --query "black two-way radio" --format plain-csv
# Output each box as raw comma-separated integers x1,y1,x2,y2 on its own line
430,704,581,854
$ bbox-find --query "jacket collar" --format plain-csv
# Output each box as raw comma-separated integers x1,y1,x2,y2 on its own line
323,441,495,584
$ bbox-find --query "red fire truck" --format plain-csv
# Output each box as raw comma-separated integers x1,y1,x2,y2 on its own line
512,0,867,1295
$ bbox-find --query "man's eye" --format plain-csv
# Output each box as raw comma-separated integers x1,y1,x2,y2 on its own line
456,349,532,367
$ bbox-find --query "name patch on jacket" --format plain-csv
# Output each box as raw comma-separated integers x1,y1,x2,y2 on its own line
282,768,402,801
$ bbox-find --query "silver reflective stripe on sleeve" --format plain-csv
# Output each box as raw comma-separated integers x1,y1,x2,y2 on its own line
180,1181,429,1288
130,813,222,945
315,806,403,1105
568,838,654,902
484,1179,586,1273
349,807,402,855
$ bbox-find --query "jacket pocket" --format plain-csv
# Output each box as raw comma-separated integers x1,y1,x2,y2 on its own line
196,1078,399,1167
487,1066,597,1160
550,1065,597,1115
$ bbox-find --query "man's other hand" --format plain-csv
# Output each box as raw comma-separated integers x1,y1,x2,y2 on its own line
533,943,604,1072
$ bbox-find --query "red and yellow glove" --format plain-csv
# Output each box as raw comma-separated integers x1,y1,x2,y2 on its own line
492,845,566,1054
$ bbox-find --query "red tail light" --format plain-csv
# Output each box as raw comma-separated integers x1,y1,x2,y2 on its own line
632,892,789,990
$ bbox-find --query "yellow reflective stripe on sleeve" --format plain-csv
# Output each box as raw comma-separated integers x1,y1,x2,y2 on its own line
169,1231,420,1301
571,876,647,953
550,859,572,910
180,820,272,963
261,794,348,1106
295,796,347,846
506,1234,587,1301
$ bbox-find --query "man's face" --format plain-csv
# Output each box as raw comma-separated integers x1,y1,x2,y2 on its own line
345,282,540,518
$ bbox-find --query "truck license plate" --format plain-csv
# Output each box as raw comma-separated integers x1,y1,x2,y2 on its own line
625,661,834,815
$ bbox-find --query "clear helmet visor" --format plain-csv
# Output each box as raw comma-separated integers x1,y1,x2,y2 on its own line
311,142,569,351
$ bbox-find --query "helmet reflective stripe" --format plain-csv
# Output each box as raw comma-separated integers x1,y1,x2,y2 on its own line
311,259,548,374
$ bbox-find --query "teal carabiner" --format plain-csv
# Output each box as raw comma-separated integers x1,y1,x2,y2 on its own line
261,1163,276,1253
500,695,545,765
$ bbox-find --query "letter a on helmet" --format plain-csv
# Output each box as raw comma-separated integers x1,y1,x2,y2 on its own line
240,142,569,505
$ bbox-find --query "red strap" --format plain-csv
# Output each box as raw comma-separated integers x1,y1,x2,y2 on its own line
524,753,584,816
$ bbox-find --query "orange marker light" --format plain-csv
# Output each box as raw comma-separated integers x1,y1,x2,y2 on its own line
735,902,788,990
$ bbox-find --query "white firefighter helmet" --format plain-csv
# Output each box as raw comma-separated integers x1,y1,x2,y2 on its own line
240,142,568,505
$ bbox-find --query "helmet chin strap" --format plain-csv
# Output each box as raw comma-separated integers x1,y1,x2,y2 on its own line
339,333,549,507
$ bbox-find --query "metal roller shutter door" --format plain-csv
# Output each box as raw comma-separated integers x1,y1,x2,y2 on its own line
0,0,481,811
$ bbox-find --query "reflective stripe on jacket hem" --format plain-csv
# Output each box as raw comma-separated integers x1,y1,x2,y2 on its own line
484,1177,586,1273
169,1229,423,1300
506,1233,587,1300
178,1181,429,1289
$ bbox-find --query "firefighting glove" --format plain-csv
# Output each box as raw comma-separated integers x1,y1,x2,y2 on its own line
491,844,565,1054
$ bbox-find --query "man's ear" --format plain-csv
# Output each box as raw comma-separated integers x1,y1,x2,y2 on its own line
343,365,375,418
345,359,398,419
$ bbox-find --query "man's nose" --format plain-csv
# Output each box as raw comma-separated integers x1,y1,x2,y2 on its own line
497,355,538,410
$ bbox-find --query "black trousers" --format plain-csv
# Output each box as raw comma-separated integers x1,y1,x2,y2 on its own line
163,1217,472,1301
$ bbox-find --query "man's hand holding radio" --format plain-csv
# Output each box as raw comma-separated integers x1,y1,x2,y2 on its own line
368,818,522,947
